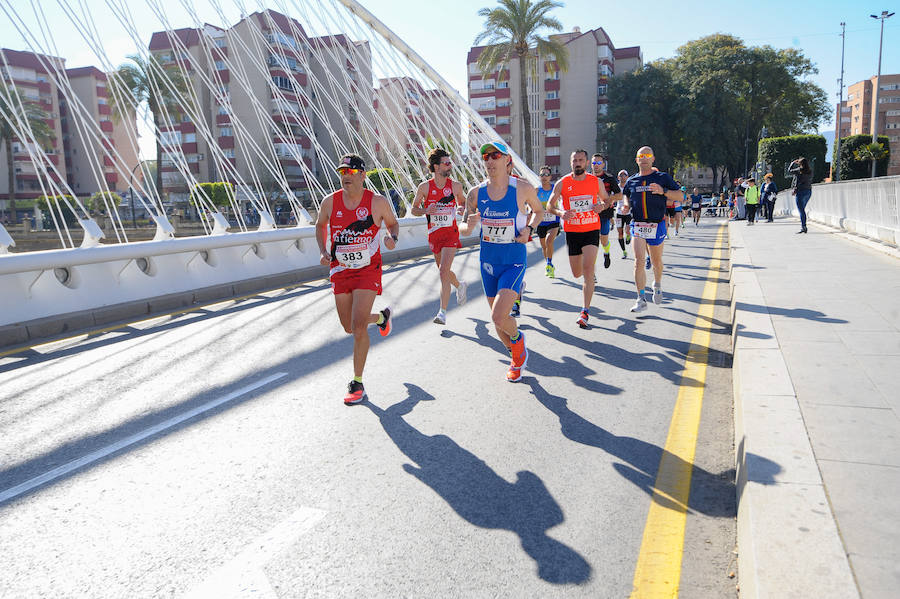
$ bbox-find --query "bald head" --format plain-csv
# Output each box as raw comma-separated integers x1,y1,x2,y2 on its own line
638,146,653,156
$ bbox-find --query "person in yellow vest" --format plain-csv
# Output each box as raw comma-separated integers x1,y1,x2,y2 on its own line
744,177,760,225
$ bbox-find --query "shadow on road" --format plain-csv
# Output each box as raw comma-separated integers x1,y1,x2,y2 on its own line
365,383,592,585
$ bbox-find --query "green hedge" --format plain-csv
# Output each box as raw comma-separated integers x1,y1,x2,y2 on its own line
189,182,235,208
757,134,827,191
833,134,891,180
35,194,80,227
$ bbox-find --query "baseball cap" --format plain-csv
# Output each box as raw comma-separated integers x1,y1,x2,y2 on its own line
334,154,366,171
479,140,510,155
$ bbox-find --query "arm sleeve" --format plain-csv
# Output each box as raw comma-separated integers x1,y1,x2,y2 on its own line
663,174,680,191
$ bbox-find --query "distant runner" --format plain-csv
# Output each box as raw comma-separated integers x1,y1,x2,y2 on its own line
615,169,632,258
535,165,560,278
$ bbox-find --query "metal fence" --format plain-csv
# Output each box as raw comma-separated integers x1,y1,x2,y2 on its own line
774,175,900,246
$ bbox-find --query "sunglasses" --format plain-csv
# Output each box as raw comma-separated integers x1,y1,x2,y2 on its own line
337,167,363,175
637,153,654,159
439,160,452,166
540,172,551,177
481,150,505,161
591,161,604,165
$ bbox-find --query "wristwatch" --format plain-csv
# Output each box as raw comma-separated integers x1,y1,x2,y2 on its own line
390,234,399,241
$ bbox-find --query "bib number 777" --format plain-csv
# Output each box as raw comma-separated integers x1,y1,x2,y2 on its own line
481,217,515,244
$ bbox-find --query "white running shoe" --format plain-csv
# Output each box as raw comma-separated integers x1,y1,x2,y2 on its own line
653,284,663,305
456,280,468,306
631,297,648,313
433,310,446,325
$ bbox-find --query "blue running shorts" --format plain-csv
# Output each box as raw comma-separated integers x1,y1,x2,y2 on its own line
481,261,526,298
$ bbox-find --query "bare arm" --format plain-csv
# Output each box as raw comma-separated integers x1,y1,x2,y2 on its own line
516,181,543,243
409,181,431,216
315,194,334,265
548,180,572,220
457,187,480,236
375,195,399,249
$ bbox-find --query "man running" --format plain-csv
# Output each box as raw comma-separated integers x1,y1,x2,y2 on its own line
411,148,468,325
621,146,682,313
458,141,543,382
615,169,632,258
316,154,400,404
689,187,703,226
590,153,620,269
534,165,560,278
547,149,610,329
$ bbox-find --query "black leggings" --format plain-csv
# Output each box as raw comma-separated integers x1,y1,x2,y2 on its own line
746,204,758,223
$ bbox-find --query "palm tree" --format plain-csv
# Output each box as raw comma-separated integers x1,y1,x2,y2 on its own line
109,53,190,200
0,78,53,223
853,142,888,178
474,0,568,168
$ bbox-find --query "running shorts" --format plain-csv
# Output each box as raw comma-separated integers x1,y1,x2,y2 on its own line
428,227,462,254
565,229,600,256
536,222,559,238
481,261,525,298
674,205,683,212
331,265,383,295
666,207,676,218
616,213,633,228
631,219,667,247
600,217,613,236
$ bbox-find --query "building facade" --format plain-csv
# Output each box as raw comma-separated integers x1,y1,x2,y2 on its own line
835,73,900,176
467,27,641,174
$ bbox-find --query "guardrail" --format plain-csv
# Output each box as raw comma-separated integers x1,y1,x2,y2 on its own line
774,175,900,246
0,217,438,329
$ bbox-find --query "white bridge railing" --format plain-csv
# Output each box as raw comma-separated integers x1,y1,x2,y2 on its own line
774,175,900,246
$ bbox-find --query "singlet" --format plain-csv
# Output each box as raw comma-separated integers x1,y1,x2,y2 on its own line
537,186,558,225
690,194,703,209
597,172,619,220
424,177,459,236
329,189,381,276
622,171,680,223
478,180,527,265
559,173,601,232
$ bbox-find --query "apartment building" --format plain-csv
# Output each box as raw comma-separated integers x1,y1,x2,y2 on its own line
467,27,641,174
835,73,900,175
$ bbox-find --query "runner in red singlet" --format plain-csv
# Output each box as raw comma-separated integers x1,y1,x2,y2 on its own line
411,148,468,325
316,154,400,405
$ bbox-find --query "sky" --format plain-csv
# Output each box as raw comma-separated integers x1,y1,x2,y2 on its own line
2,0,898,159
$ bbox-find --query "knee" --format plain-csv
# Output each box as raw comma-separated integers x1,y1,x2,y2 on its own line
342,325,352,334
351,319,369,337
439,265,453,280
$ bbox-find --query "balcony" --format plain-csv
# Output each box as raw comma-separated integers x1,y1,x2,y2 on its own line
99,120,114,133
544,79,560,91
544,98,560,110
545,118,560,128
98,104,111,115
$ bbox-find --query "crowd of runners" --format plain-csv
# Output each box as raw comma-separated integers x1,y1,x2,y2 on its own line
316,143,715,404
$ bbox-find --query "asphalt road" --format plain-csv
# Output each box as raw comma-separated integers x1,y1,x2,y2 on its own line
0,218,736,598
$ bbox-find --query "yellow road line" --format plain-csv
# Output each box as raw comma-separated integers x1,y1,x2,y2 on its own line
630,225,726,598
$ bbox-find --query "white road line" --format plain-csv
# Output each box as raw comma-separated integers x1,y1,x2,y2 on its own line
0,372,288,504
183,506,327,599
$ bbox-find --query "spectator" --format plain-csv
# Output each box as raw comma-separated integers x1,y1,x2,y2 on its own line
761,173,778,222
788,157,812,234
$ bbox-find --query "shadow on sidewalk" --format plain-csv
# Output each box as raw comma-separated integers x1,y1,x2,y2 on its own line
365,383,592,585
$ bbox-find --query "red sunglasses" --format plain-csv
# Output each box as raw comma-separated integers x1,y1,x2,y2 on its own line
481,150,505,161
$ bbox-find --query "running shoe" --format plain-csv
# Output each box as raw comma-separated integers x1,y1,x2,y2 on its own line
645,255,651,270
577,309,589,329
604,253,611,269
510,331,528,370
622,250,628,259
510,300,521,318
433,310,446,325
506,365,523,383
456,280,468,306
653,284,663,305
625,232,631,245
377,306,392,337
343,380,367,405
630,297,648,313
547,264,555,278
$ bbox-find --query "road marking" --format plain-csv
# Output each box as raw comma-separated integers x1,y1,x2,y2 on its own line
0,372,288,504
183,506,327,599
630,225,726,598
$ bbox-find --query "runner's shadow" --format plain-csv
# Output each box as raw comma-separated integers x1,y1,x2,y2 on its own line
366,384,592,585
526,379,747,517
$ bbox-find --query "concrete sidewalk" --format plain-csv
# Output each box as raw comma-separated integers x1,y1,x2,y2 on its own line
729,217,900,598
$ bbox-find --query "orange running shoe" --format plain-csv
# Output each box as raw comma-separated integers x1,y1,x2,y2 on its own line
510,331,528,370
377,306,392,337
506,365,523,383
577,310,589,329
343,380,367,405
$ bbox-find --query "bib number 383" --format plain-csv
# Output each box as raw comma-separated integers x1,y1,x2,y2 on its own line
336,243,370,269
481,217,515,244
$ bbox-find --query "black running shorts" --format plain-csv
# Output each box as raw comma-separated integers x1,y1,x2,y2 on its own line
565,229,601,256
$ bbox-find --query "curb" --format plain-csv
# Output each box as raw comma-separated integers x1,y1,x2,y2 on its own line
729,222,859,598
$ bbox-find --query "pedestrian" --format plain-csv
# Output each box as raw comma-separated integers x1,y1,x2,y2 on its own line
744,177,760,225
761,173,778,222
788,157,812,234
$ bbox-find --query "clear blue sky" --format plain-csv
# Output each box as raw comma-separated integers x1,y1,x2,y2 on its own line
3,0,898,157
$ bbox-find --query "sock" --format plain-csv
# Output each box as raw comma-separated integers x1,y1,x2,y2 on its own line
353,375,362,383
639,290,645,299
510,330,520,343
618,238,626,251
375,313,385,325
546,257,551,264
603,242,611,255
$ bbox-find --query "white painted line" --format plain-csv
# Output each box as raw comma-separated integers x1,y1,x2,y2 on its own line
183,506,327,599
0,372,288,504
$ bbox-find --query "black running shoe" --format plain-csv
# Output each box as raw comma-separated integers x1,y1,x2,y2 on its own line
604,253,611,269
344,380,367,405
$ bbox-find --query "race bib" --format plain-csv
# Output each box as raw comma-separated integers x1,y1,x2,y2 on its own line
429,206,455,230
481,217,515,244
541,210,557,223
569,195,594,214
335,243,371,269
633,221,658,240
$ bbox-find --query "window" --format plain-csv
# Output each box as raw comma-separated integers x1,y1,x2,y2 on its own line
182,114,192,123
215,60,226,70
546,91,559,100
187,154,201,163
468,63,481,75
547,110,559,119
217,105,229,116
878,97,900,103
272,76,294,91
598,45,611,59
219,127,233,137
598,64,611,76
598,104,608,116
546,147,560,156
545,128,559,137
497,116,510,125
598,85,607,96
160,131,181,145
880,84,900,91
97,97,107,105
886,110,900,116
498,81,509,89
484,115,496,126
886,123,900,129
222,148,235,158
545,71,559,81
471,97,495,111
214,38,227,48
183,132,197,143
497,98,511,108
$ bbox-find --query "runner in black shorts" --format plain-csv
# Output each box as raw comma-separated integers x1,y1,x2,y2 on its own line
615,169,632,258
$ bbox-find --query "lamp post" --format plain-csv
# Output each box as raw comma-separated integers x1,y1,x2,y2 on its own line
128,162,141,228
870,10,895,178
835,22,846,181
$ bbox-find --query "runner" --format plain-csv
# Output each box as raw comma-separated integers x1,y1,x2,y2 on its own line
615,169,632,259
672,186,685,236
547,149,610,329
316,154,400,404
689,186,703,226
458,141,543,382
534,165,560,278
620,146,682,313
410,148,468,325
590,153,619,269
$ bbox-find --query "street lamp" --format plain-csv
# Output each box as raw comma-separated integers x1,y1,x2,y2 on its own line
870,10,895,178
128,162,142,228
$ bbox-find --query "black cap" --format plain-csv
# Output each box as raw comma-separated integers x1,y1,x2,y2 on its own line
334,154,366,171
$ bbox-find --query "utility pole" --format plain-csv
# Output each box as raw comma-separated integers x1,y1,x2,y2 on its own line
870,10,895,178
835,22,846,181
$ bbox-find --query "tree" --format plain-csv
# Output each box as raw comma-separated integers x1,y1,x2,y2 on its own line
367,167,406,217
109,54,190,201
835,135,891,180
474,0,568,168
87,191,123,215
36,194,79,227
853,142,889,178
0,78,53,222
